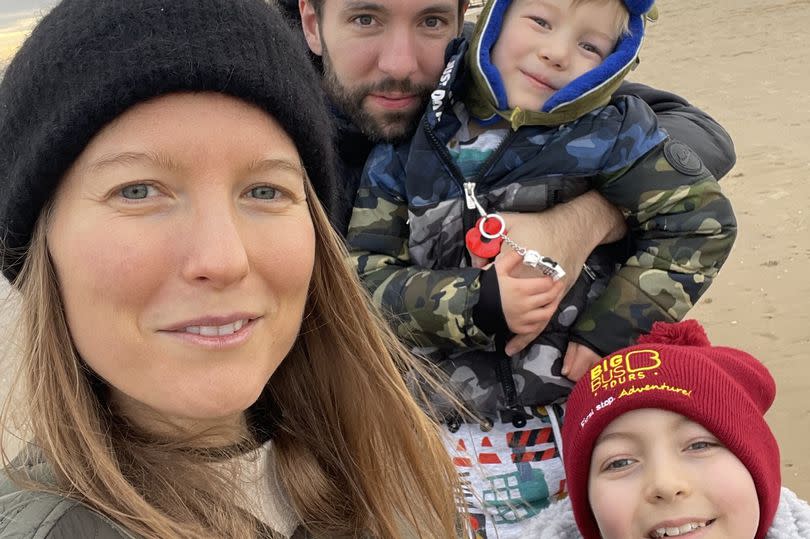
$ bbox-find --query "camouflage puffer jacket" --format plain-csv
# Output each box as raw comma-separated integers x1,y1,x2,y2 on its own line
347,40,737,416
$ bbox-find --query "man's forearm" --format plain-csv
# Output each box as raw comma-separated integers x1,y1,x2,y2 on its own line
500,191,626,285
554,190,626,247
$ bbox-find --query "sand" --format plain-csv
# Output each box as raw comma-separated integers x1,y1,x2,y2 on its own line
1,0,808,500
630,0,810,499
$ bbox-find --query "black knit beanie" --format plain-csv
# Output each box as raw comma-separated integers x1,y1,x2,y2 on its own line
0,0,339,284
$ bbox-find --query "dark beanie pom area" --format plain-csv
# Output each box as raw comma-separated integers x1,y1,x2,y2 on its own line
0,0,340,284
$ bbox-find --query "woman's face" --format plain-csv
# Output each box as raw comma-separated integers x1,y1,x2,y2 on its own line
47,93,315,430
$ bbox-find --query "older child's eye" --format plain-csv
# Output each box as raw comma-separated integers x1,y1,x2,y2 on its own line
687,440,720,452
603,457,635,471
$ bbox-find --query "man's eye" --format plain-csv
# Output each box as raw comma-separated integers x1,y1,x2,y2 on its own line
249,186,278,200
353,14,374,26
120,183,156,200
423,16,445,29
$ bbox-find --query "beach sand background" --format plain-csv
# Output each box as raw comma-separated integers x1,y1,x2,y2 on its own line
2,0,809,500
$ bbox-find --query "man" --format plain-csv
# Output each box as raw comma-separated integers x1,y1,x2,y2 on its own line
279,0,735,249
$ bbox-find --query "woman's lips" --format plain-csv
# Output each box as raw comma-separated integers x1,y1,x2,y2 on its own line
159,315,261,349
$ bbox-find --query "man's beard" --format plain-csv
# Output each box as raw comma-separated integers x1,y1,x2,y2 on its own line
321,47,433,144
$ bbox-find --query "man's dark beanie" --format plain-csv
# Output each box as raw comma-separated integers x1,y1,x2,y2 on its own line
0,0,340,284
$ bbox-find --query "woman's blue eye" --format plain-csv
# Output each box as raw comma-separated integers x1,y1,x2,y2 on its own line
121,184,151,199
250,186,278,200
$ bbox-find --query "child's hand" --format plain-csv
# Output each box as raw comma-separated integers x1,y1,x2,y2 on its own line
469,250,491,269
562,342,602,381
495,250,565,356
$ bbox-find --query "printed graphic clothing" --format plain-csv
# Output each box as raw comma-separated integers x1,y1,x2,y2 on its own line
451,405,569,539
347,38,737,415
523,487,810,539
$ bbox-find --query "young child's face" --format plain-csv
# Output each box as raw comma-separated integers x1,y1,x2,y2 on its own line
588,409,760,539
491,0,625,111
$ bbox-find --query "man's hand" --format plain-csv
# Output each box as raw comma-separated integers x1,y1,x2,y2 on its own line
562,342,602,381
500,191,627,291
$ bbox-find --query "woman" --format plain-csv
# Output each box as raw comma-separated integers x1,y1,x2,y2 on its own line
0,1,465,537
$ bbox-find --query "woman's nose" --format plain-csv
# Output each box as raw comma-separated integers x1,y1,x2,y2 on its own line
180,205,250,288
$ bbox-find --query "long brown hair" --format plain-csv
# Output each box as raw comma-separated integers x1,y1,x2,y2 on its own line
0,176,467,538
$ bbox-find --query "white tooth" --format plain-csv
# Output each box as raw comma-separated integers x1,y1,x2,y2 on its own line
218,322,236,336
678,524,694,534
200,326,219,337
185,326,201,335
666,528,680,537
655,529,666,538
233,319,244,331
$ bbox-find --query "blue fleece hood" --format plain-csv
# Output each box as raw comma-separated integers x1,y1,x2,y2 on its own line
466,0,657,128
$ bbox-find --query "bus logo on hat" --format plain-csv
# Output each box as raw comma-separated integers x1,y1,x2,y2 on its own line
590,349,662,395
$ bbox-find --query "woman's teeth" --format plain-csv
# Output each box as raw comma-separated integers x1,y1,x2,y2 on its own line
184,319,246,336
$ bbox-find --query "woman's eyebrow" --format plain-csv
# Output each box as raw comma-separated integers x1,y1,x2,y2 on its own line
246,158,304,176
88,151,182,173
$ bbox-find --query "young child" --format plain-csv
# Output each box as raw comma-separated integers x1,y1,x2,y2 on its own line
531,319,810,539
347,0,737,535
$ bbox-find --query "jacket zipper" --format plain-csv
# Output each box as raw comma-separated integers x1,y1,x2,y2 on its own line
423,117,525,425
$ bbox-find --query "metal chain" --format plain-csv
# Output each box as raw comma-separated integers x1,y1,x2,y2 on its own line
500,233,527,257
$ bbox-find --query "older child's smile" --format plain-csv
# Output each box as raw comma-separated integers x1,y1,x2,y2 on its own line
648,518,715,538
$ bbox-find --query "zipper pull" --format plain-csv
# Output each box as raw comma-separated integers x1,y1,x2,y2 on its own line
463,182,487,217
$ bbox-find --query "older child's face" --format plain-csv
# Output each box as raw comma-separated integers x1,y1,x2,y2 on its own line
491,0,624,111
47,93,315,434
588,409,760,539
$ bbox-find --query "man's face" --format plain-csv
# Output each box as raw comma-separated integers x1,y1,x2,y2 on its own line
301,0,464,143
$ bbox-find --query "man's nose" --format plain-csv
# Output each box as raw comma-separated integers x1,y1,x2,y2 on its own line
180,204,250,288
376,27,419,80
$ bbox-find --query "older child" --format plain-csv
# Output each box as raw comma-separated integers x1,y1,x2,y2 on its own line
535,319,810,539
348,0,736,535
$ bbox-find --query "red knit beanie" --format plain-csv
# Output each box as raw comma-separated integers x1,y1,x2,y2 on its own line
562,320,780,539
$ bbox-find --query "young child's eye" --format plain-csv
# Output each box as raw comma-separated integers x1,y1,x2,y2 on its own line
580,42,603,57
529,17,551,30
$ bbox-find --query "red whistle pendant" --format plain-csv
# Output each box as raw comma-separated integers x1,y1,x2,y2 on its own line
465,216,504,259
